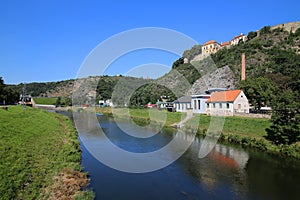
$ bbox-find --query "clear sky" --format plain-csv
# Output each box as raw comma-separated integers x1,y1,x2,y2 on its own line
0,0,299,84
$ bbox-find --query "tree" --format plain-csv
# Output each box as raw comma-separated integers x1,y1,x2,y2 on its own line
266,91,300,145
55,97,62,107
247,31,257,40
238,77,278,110
260,26,271,35
0,77,5,103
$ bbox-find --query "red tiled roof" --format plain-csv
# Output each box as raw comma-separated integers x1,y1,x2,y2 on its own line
221,41,231,46
206,90,241,103
203,40,217,46
233,34,245,40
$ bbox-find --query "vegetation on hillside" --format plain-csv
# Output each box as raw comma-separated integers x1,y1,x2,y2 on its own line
238,77,279,110
0,77,19,104
0,106,93,199
183,44,202,61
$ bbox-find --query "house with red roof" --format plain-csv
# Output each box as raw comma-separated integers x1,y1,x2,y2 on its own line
201,40,221,55
206,90,249,116
230,33,247,46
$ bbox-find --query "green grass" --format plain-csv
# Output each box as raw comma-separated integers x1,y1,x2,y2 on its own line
197,115,271,138
0,106,91,199
96,107,269,137
33,97,58,105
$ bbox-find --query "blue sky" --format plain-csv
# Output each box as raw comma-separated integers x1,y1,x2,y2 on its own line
0,0,299,84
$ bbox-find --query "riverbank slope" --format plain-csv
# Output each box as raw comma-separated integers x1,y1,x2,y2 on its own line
0,106,94,199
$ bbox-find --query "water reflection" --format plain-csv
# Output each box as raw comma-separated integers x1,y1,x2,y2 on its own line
73,112,300,200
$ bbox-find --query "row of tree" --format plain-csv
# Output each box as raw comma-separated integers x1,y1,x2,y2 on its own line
0,77,19,105
238,77,300,145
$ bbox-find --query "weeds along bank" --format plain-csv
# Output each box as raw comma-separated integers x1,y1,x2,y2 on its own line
0,106,94,199
96,107,300,159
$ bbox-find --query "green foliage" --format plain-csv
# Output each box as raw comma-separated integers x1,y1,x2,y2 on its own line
171,58,201,84
55,96,62,107
210,26,300,90
9,80,75,97
0,77,19,104
129,83,176,107
0,106,83,199
75,190,95,200
238,77,278,110
266,91,300,145
96,76,120,101
260,26,271,35
247,31,257,40
34,97,58,105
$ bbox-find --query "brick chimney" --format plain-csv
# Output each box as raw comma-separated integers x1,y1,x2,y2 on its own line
241,53,246,80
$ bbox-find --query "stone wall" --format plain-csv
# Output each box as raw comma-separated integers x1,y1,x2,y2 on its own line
271,21,300,33
233,112,271,119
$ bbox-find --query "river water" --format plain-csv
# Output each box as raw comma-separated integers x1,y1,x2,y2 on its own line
68,112,300,200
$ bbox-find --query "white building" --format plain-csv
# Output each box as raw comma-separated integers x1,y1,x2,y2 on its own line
206,90,249,116
191,94,210,114
174,96,192,112
230,33,247,46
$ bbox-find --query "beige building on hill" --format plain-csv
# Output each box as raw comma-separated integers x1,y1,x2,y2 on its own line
202,40,221,55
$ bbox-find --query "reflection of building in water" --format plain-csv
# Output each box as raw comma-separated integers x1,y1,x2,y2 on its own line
175,131,249,169
213,143,249,169
177,135,250,195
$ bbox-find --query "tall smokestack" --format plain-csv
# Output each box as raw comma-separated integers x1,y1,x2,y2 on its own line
241,53,246,81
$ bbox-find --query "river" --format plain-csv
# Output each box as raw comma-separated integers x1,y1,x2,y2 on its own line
61,111,300,200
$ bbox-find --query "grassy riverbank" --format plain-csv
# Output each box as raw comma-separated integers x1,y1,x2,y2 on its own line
96,107,300,159
0,106,94,199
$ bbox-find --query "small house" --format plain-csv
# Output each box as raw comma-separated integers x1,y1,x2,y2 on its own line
174,96,192,112
206,90,249,116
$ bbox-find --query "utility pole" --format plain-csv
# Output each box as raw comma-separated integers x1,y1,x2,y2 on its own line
22,84,26,110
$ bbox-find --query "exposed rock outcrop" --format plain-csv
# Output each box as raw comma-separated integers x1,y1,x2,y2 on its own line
187,65,235,95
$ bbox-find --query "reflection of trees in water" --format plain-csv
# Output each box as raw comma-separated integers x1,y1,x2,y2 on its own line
178,137,249,196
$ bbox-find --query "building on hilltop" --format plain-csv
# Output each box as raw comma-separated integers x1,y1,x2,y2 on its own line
220,41,231,49
202,40,221,55
199,34,247,57
230,33,247,46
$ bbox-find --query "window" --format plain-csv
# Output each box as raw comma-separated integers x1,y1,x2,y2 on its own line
213,103,216,108
207,103,209,108
238,104,241,109
219,103,222,108
198,100,201,110
194,100,197,109
226,103,229,109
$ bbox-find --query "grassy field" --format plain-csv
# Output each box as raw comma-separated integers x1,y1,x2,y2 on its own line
33,97,58,105
96,107,270,137
0,106,94,199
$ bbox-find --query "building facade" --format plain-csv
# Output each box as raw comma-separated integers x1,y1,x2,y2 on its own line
206,90,249,116
173,96,192,112
202,40,221,55
230,34,247,46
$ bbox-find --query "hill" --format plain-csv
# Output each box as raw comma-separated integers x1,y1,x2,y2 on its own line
4,21,300,106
